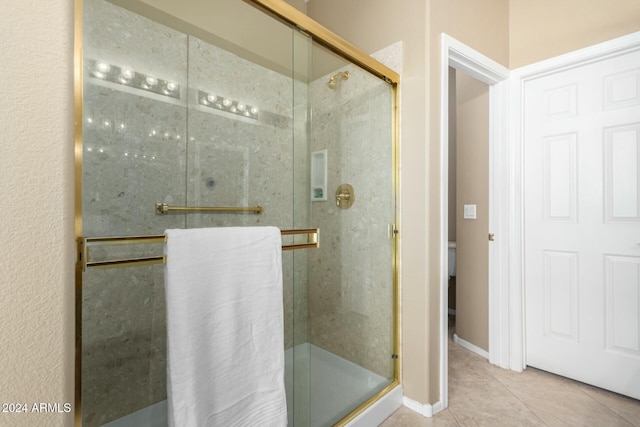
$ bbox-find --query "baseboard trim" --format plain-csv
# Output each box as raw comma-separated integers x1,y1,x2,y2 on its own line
402,396,444,418
453,333,489,360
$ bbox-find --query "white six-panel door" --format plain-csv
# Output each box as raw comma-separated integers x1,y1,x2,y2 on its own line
524,48,640,399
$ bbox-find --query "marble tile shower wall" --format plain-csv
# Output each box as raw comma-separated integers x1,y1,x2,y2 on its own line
309,66,394,379
82,0,308,425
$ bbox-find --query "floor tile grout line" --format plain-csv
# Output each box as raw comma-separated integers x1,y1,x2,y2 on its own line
485,362,636,426
499,377,551,426
572,386,637,426
449,326,550,426
508,365,629,425
447,407,464,427
448,346,549,426
448,324,639,427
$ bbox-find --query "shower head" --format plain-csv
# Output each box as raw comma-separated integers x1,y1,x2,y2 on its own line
327,71,350,89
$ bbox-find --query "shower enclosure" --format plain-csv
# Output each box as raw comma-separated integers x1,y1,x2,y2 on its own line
75,0,399,425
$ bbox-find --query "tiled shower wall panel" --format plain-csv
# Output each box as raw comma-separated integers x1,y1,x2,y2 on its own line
309,65,394,379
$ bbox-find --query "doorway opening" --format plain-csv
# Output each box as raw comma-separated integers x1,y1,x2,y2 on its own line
447,68,491,359
438,34,510,412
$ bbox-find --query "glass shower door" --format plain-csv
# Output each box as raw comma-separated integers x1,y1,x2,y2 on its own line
81,0,188,424
181,11,307,426
295,42,397,427
81,0,302,425
79,1,396,426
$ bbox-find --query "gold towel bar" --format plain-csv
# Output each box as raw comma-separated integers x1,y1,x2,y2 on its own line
156,203,263,215
79,228,319,271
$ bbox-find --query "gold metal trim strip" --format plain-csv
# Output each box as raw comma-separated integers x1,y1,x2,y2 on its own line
80,228,319,271
85,256,167,269
282,242,317,252
155,203,263,215
280,228,319,236
391,77,401,385
84,235,167,245
73,0,83,423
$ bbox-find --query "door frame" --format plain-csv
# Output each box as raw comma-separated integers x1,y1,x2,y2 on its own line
439,30,640,414
439,34,511,411
511,30,640,376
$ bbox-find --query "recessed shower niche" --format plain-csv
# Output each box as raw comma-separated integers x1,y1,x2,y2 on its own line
76,0,399,425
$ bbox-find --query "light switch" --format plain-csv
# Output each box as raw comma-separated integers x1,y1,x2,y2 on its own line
463,204,477,219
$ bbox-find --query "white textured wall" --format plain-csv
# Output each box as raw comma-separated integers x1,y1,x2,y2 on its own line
0,0,75,426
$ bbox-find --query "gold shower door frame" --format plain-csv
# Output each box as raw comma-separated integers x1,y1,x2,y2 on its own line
73,0,400,425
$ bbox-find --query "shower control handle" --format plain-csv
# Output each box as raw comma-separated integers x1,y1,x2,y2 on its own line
335,184,355,209
336,192,350,207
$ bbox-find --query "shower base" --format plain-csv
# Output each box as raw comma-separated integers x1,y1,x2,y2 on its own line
102,343,400,427
102,400,166,427
285,343,400,426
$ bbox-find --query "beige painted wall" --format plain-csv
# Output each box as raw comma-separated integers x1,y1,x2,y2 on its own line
454,72,490,352
0,0,75,426
285,0,307,14
448,69,457,312
427,0,509,401
510,0,640,68
448,68,457,243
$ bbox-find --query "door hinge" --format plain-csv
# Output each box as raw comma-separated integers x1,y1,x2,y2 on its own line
391,353,399,359
390,224,399,237
488,233,495,241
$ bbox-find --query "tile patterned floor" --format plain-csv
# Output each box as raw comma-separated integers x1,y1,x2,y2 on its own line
380,325,640,426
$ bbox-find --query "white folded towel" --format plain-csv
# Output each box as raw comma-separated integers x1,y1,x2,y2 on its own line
164,226,287,427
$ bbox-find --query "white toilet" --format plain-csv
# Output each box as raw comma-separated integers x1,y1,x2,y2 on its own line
448,241,456,278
